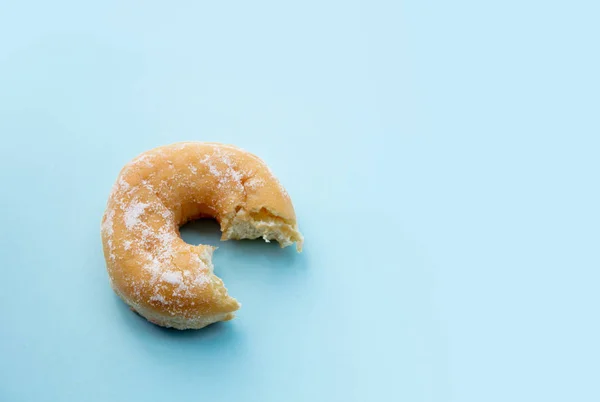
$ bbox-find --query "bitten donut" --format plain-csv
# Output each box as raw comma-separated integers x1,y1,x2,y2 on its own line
101,142,303,329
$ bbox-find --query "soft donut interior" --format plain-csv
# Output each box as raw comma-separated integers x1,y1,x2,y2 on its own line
224,210,302,251
178,202,303,252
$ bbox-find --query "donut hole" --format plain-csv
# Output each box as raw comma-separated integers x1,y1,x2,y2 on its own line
179,219,222,247
177,202,219,226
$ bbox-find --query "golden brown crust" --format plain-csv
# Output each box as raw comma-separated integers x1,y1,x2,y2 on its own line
101,142,302,329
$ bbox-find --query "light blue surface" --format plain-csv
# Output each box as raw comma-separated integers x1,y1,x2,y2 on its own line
0,1,598,401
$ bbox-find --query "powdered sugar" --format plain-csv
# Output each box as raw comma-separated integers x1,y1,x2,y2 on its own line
124,200,149,229
199,147,247,191
131,154,153,168
208,161,221,177
161,270,183,285
149,294,167,303
194,274,209,287
246,177,265,190
102,209,115,237
109,177,130,198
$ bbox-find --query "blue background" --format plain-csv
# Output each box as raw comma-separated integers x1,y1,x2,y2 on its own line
0,1,598,401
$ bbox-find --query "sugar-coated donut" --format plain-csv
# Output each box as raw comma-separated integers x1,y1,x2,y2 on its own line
101,142,303,329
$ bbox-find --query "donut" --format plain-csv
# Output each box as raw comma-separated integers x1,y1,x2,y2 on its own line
101,142,303,329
